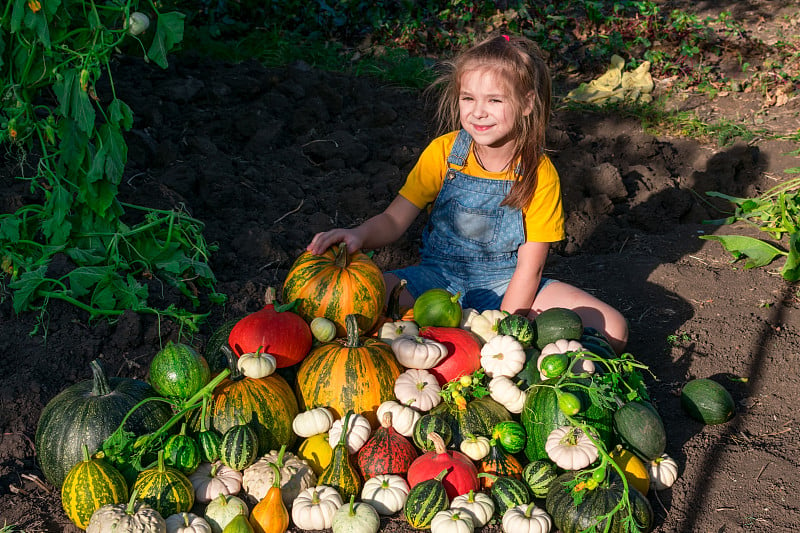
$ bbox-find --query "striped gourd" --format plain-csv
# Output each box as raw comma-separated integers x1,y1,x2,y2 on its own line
148,341,210,400
61,444,128,529
522,459,558,498
201,347,298,455
480,473,530,516
356,411,418,479
412,414,452,451
403,468,450,529
492,420,526,454
197,427,222,463
219,418,258,471
318,412,363,502
133,450,194,518
296,315,402,427
163,423,201,474
282,242,386,337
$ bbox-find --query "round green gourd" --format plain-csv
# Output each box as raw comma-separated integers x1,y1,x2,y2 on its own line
413,288,462,328
497,314,536,348
219,419,259,471
412,414,453,451
149,341,211,400
133,450,194,519
482,473,530,516
533,307,583,350
613,401,667,461
680,378,735,425
492,420,526,454
61,444,129,529
522,459,558,498
404,469,450,529
198,428,223,463
163,423,201,474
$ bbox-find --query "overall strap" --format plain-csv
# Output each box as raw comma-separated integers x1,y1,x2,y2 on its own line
446,129,473,167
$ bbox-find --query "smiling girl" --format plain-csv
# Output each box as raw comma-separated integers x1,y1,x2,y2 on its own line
307,34,629,353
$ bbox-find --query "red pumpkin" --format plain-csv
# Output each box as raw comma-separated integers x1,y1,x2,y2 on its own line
296,314,402,427
419,327,482,386
407,432,478,500
282,243,386,337
357,411,418,479
228,287,312,368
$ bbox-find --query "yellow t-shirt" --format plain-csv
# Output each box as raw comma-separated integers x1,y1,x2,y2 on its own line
399,131,565,242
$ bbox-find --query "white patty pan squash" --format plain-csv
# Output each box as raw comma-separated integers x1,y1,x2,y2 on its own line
291,484,343,530
391,335,448,369
480,334,526,377
376,400,421,437
86,495,166,533
241,445,316,507
292,406,335,438
327,411,372,454
394,368,442,411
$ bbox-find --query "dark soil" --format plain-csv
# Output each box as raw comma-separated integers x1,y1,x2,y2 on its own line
2,2,799,531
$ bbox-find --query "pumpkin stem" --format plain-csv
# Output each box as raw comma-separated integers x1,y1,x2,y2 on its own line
525,502,536,517
333,242,350,269
222,345,245,382
380,411,393,429
276,444,287,467
347,494,357,516
268,461,282,488
311,489,321,505
125,487,140,515
264,286,300,314
210,462,219,477
156,449,166,471
89,359,112,397
80,443,91,463
338,412,353,448
344,315,362,349
466,489,475,502
434,468,449,482
429,432,447,455
386,278,407,320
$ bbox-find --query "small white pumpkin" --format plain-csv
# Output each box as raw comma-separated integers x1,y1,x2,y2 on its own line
165,513,212,533
539,338,584,357
86,493,166,533
292,406,335,438
291,485,343,530
188,461,243,504
241,445,316,507
379,320,420,342
394,368,442,411
480,334,526,377
391,335,449,369
203,494,248,533
648,453,679,490
450,489,495,528
332,496,380,533
459,307,481,329
328,412,372,454
361,474,410,516
376,400,422,437
431,509,474,533
545,426,599,470
464,309,509,344
502,502,552,533
459,434,492,462
236,348,276,379
488,376,527,414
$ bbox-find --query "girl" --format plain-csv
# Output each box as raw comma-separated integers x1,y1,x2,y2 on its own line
307,34,628,353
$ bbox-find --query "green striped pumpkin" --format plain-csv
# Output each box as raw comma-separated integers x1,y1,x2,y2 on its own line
219,418,259,471
200,347,298,455
429,395,511,448
197,428,222,463
149,341,210,400
61,444,128,529
497,314,536,348
318,412,363,502
163,423,201,474
403,468,450,529
132,450,194,518
296,314,402,428
481,473,530,516
522,459,558,498
282,242,386,337
413,414,453,451
492,420,526,454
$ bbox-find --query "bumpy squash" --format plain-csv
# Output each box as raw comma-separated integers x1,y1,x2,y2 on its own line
282,243,385,337
35,359,172,488
296,314,402,427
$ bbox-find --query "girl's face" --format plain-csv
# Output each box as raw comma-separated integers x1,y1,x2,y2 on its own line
458,68,529,149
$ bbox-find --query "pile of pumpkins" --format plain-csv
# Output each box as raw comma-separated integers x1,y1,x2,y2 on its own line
38,243,690,533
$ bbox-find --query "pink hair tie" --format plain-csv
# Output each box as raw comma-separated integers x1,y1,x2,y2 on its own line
502,34,510,41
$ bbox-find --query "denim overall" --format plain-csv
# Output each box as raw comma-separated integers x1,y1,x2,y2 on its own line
391,130,552,311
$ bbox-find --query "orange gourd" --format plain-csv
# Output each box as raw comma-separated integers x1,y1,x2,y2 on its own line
249,462,289,533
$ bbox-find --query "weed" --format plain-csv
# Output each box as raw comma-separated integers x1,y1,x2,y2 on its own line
667,332,691,346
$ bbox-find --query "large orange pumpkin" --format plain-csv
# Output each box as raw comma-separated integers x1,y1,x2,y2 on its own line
282,243,385,337
296,315,402,427
201,348,299,455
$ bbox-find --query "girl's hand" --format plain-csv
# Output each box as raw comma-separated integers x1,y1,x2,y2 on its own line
307,228,364,255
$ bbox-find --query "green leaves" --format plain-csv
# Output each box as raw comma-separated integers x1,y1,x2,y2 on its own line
148,11,185,68
702,179,800,281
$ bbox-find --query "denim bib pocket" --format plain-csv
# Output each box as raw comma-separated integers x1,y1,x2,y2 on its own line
448,199,502,246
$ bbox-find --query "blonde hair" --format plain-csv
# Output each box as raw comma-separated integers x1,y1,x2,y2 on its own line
429,34,552,209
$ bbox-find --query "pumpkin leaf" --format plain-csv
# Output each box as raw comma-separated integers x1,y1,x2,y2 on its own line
700,234,786,268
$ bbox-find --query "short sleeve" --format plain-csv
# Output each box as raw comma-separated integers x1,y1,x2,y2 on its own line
522,156,565,242
397,133,457,209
